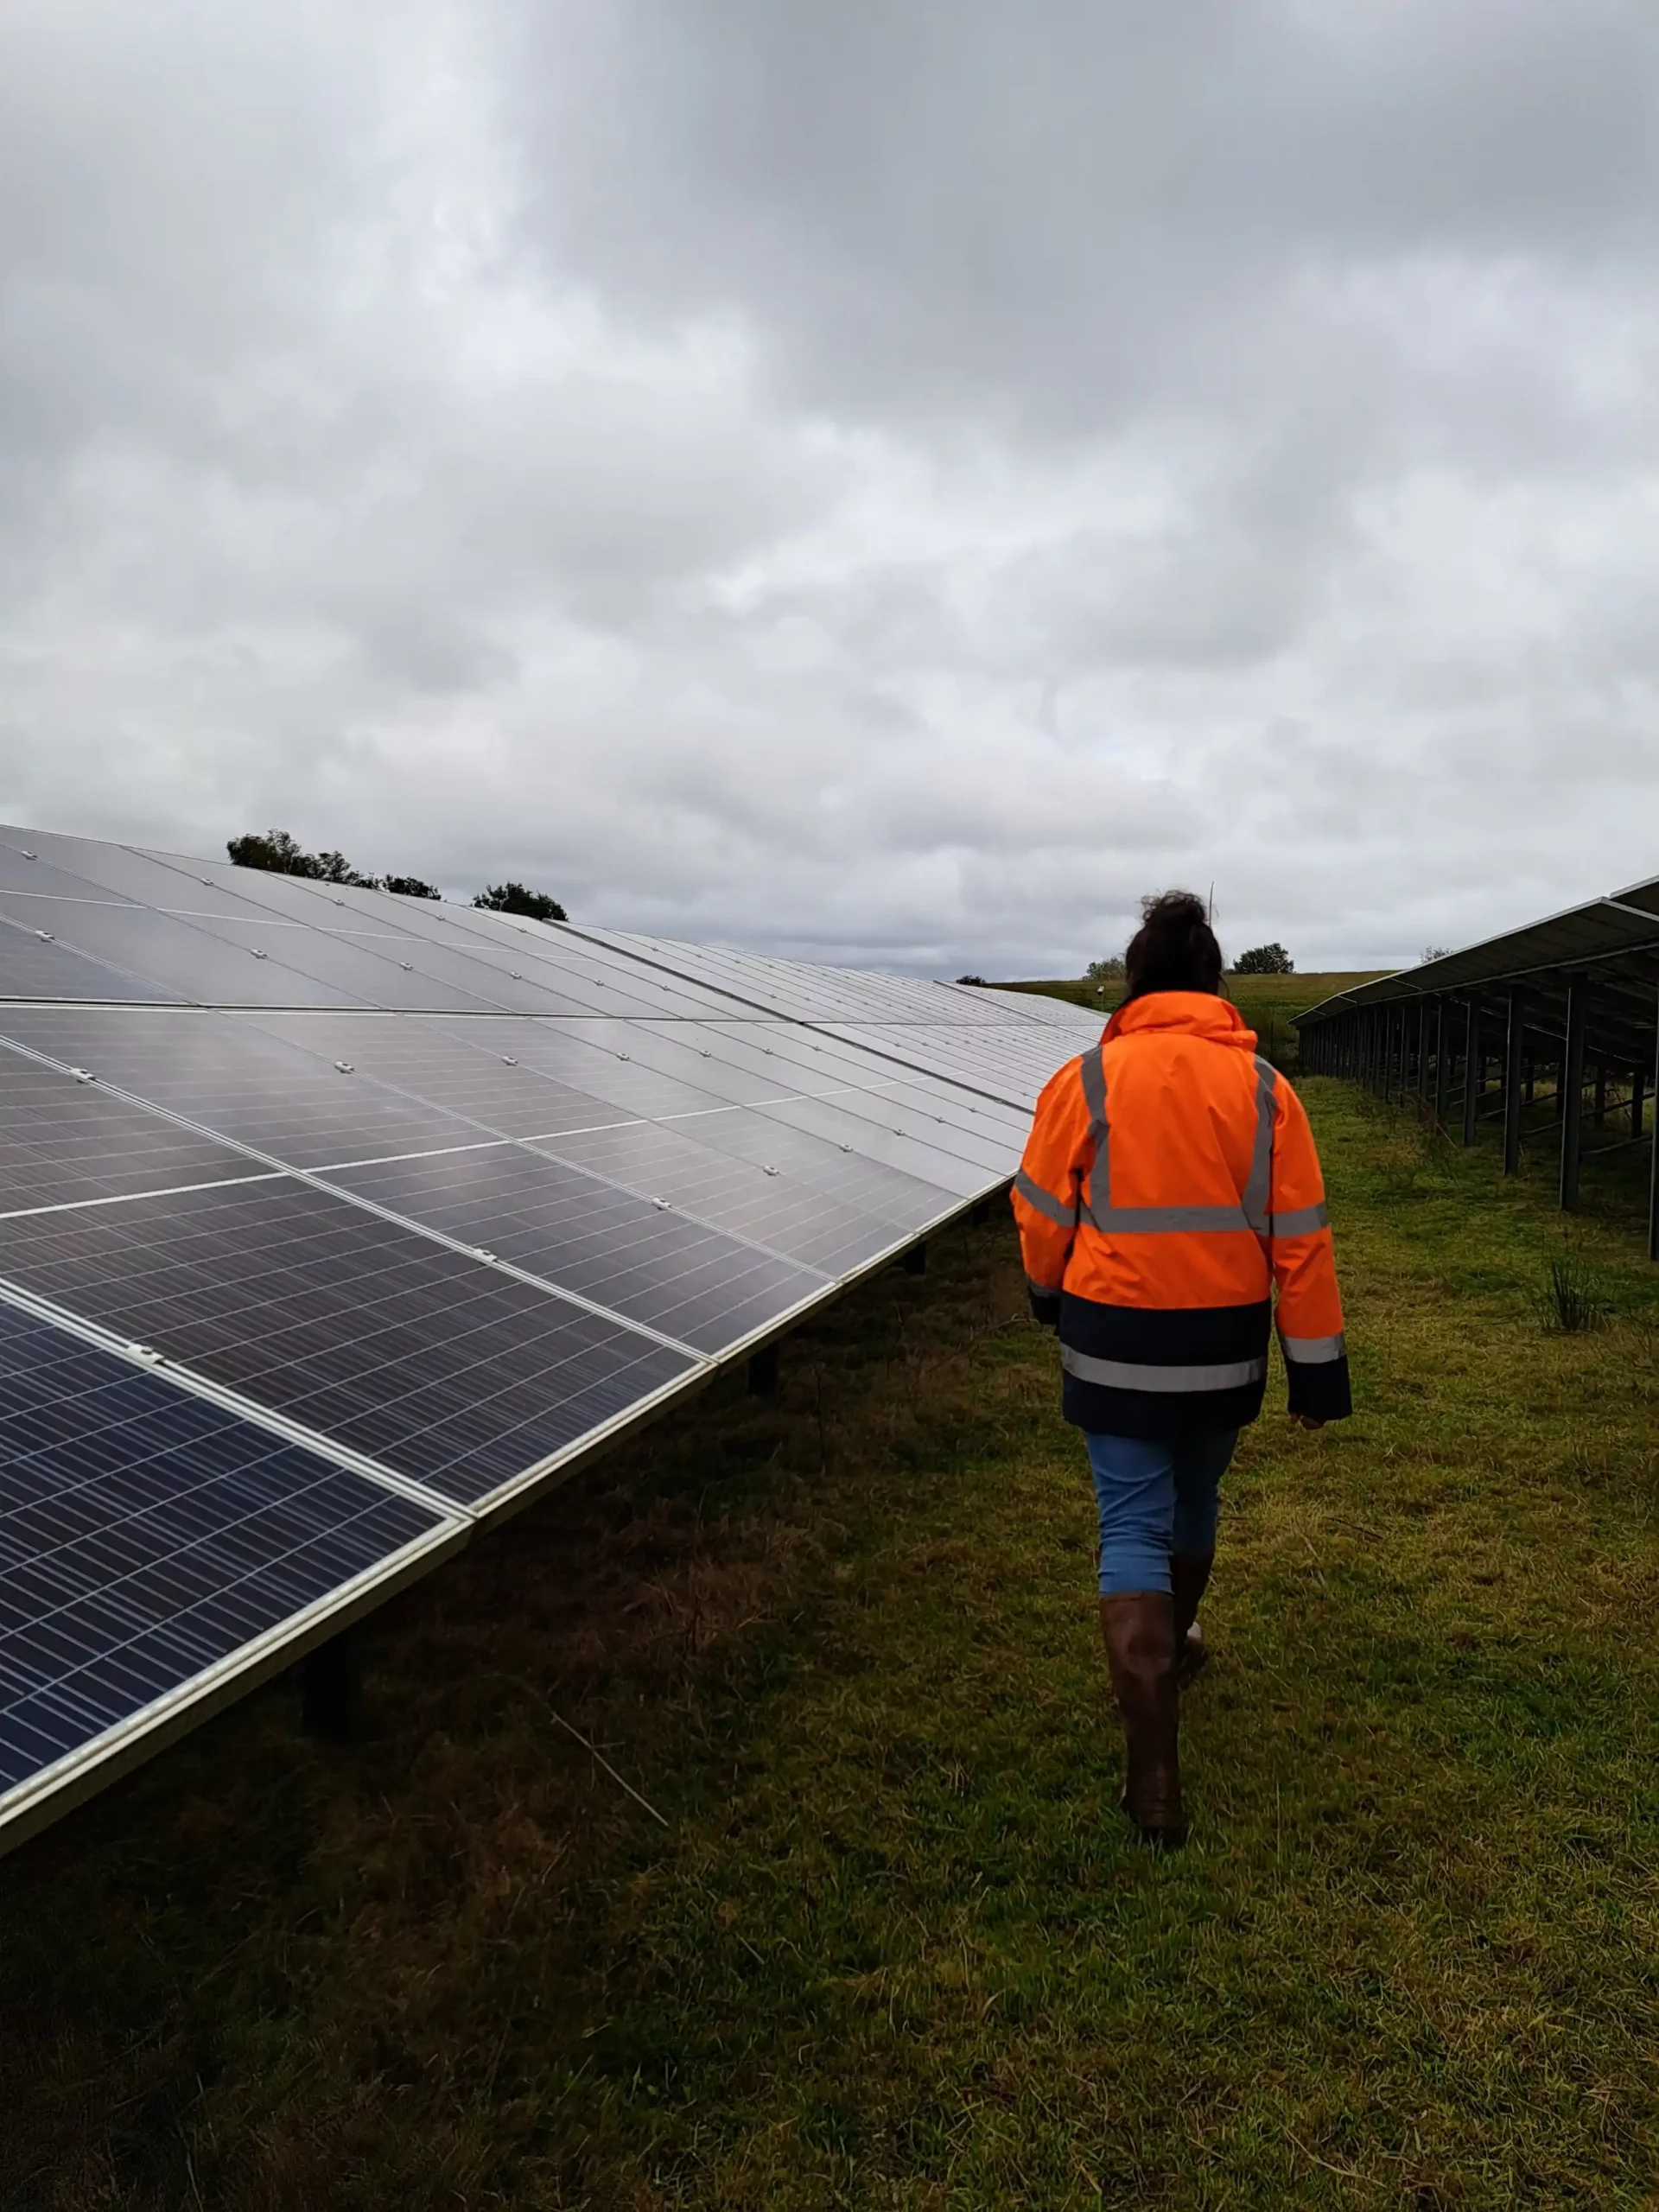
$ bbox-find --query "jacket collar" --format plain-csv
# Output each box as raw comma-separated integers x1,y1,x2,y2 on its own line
1103,991,1259,1052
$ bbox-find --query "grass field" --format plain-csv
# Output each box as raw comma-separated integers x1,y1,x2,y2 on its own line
998,975,1389,1069
7,1073,1659,2208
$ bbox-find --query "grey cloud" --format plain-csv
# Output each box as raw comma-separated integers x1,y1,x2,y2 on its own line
2,0,1658,982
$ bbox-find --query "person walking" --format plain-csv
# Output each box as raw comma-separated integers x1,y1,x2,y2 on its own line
1013,891,1351,1847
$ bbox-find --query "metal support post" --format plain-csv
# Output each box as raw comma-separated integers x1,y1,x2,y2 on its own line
1649,987,1659,1261
1462,1002,1481,1147
1433,1000,1451,1130
1503,990,1525,1176
302,1629,362,1743
1559,982,1586,1211
747,1343,780,1398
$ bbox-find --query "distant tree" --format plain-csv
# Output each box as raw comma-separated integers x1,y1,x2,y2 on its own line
1086,957,1126,982
1421,944,1453,963
1233,943,1294,975
228,828,439,896
311,849,378,888
956,974,989,986
227,828,326,878
474,881,568,923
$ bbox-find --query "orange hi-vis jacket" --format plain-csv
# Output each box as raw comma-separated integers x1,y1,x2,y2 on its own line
1012,992,1351,1438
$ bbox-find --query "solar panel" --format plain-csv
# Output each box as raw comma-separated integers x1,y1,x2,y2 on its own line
0,894,365,1011
0,817,1120,1849
0,907,181,1006
530,1116,916,1274
322,1143,824,1355
0,1293,456,1843
0,1007,492,1171
0,1176,701,1507
0,1044,270,1215
238,1011,635,1139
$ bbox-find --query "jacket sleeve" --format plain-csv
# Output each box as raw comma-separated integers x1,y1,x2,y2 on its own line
1010,1058,1091,1325
1267,1076,1352,1421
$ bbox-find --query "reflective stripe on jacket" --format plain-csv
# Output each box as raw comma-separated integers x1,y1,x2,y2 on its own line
1011,991,1351,1438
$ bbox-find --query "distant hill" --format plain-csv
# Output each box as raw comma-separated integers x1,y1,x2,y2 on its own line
983,972,1390,1070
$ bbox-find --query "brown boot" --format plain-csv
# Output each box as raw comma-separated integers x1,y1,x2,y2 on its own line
1098,1592,1186,1847
1170,1551,1215,1687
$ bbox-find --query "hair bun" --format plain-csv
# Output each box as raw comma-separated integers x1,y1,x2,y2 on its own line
1140,889,1210,930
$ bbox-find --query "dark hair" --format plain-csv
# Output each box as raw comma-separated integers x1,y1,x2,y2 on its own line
1123,889,1224,998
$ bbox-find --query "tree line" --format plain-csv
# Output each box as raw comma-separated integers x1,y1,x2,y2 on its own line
226,829,567,922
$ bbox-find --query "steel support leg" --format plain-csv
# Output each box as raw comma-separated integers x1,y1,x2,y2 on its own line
1462,1002,1481,1147
1503,990,1525,1176
1433,1000,1451,1130
1560,982,1586,1211
302,1630,362,1743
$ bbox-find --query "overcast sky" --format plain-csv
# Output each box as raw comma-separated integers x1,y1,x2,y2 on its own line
3,2,1657,978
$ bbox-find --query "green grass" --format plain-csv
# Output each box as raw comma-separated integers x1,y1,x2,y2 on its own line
7,1081,1659,2208
996,975,1388,1068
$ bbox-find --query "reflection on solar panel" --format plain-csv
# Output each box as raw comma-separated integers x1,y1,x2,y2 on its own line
0,819,1102,1850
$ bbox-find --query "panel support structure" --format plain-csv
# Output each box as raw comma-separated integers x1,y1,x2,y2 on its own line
1503,990,1525,1177
301,1629,362,1744
1649,984,1659,1262
1463,1001,1482,1147
1559,982,1587,1212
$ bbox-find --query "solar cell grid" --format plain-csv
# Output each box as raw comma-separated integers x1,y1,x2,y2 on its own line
0,910,180,1006
537,1117,918,1274
0,895,365,1012
420,1015,742,1122
670,1022,1033,1146
0,1297,448,1808
0,1178,698,1507
0,1046,269,1215
0,841,142,905
0,1007,489,1172
322,1144,824,1354
443,908,751,1018
2,830,291,918
240,1011,632,1140
161,866,631,1018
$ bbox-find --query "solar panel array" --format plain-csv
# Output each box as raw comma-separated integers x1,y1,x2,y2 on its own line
0,823,1100,1850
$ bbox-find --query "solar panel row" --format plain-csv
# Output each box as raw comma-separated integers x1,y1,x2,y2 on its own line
0,820,1103,1852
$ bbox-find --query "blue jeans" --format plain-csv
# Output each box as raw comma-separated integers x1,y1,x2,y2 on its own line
1085,1429,1239,1595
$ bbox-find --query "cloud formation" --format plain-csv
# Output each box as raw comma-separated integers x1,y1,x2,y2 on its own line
3,0,1658,976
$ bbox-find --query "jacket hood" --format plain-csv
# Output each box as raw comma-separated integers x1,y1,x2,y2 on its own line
1103,991,1259,1052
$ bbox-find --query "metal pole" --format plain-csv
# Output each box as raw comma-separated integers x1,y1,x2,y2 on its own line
1649,984,1659,1262
1414,1001,1427,1107
1463,1001,1481,1146
1559,981,1586,1211
1433,999,1451,1130
1503,989,1525,1176
1633,1065,1645,1140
